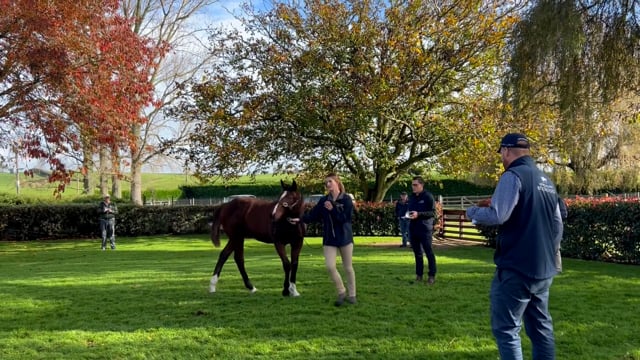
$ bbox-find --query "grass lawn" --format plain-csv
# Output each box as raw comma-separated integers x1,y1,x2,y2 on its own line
0,172,197,200
0,236,638,360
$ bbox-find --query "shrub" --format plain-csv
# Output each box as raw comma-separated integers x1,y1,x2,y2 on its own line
475,196,640,264
562,196,640,264
0,204,213,241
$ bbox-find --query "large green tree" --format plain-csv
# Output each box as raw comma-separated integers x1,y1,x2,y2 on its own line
505,0,640,194
175,0,519,201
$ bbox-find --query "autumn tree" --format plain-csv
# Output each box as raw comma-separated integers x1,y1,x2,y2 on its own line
0,0,159,195
116,0,216,205
174,0,520,201
505,0,640,194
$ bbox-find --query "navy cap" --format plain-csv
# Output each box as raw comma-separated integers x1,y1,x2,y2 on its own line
497,133,530,152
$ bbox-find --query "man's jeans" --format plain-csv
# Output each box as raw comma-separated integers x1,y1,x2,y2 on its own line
410,231,436,277
100,218,116,249
491,269,555,360
399,218,410,246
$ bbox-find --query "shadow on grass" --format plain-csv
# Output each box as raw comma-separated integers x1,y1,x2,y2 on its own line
1,237,639,360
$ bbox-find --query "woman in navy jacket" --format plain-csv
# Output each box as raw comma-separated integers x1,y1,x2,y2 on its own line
294,173,356,306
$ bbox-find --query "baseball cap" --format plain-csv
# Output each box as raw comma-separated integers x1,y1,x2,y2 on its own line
497,133,530,152
104,194,110,198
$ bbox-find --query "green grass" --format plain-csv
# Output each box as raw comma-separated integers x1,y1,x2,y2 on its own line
1,236,638,360
0,173,286,201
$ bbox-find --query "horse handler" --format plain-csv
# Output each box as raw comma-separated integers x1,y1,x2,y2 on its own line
292,173,356,306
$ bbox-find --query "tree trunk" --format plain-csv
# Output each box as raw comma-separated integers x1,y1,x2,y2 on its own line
111,150,122,199
372,171,397,202
14,150,20,195
81,142,93,195
99,146,109,196
130,123,143,205
358,170,398,202
111,175,121,199
82,175,92,195
130,160,143,205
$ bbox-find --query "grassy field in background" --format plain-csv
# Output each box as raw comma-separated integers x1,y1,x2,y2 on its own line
1,236,638,360
0,172,287,201
0,170,488,203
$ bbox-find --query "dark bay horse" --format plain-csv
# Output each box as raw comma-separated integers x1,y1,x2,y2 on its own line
209,180,305,296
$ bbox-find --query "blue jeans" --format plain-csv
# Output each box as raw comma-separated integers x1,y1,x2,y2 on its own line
410,230,436,277
100,218,116,249
491,269,555,360
398,218,410,246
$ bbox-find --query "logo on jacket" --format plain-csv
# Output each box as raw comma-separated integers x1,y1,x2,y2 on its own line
537,176,556,194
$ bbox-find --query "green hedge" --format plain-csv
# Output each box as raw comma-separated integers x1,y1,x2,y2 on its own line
5,198,638,266
177,179,493,200
0,204,214,241
0,202,403,241
562,200,640,264
477,198,640,265
179,184,285,199
303,202,399,237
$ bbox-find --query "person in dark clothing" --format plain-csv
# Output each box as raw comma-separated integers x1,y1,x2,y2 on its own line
395,191,411,247
406,176,437,285
555,197,568,272
293,173,356,306
98,194,118,250
557,197,568,221
466,133,563,360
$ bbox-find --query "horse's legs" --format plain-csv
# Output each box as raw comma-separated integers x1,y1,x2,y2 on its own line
289,238,303,296
288,239,302,297
209,241,234,293
273,242,293,297
232,239,257,293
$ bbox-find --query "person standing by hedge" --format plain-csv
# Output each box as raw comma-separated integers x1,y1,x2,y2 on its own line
466,133,563,360
407,176,437,285
395,191,411,247
98,194,118,251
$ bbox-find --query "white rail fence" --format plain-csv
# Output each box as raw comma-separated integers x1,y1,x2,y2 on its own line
144,193,640,208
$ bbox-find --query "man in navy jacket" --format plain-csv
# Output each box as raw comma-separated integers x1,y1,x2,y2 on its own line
406,176,437,285
466,133,563,360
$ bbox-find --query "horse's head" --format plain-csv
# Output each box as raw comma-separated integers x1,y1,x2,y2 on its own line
272,180,304,222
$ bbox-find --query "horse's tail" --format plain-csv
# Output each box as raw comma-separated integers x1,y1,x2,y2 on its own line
210,205,223,248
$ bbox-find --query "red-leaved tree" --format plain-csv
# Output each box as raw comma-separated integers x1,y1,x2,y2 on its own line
0,0,162,195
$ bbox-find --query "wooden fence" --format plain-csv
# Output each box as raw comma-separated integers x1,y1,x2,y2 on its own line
438,195,491,209
436,209,485,242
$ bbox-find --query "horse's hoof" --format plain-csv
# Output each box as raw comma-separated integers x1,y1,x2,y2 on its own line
209,275,219,293
249,287,258,294
288,283,300,297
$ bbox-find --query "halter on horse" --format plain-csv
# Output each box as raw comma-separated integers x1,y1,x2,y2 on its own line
209,180,305,296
